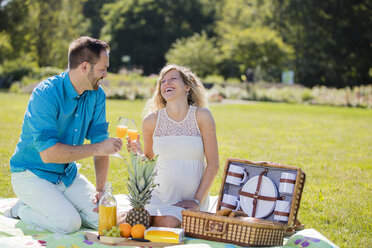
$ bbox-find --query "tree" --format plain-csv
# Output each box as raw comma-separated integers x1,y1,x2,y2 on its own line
215,0,293,81
51,0,90,69
220,27,293,82
0,0,89,69
101,0,217,74
165,32,221,78
0,31,13,63
273,0,372,87
25,0,89,68
82,0,115,38
0,0,29,61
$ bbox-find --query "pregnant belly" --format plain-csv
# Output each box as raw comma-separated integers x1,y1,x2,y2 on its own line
154,159,204,203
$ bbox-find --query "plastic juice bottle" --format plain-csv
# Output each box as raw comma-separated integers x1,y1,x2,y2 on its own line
98,181,117,235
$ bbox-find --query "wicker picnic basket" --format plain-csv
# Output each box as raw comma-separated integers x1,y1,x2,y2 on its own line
182,158,306,247
182,210,286,247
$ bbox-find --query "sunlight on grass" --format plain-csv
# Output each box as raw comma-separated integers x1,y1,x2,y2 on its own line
0,93,371,247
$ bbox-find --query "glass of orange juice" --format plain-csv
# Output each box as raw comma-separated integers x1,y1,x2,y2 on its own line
116,116,128,138
111,117,128,158
127,119,138,142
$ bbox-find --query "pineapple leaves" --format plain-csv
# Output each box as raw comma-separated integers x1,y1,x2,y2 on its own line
125,152,158,208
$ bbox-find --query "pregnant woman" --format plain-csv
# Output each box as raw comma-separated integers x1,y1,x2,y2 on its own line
126,64,219,228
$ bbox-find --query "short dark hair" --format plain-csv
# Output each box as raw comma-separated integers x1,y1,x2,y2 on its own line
68,36,110,69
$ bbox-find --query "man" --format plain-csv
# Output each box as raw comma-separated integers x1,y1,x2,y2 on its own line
6,36,122,234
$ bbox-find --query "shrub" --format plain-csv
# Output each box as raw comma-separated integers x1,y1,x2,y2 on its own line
9,82,21,93
301,90,315,103
0,58,39,88
224,77,242,85
203,75,225,85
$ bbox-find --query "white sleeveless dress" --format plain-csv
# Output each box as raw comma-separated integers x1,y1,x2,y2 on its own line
146,105,209,221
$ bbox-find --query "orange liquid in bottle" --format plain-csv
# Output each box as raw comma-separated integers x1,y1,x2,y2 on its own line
116,125,128,138
127,129,138,141
98,205,117,235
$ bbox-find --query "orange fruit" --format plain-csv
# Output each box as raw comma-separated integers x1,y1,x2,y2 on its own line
131,224,146,239
118,223,132,238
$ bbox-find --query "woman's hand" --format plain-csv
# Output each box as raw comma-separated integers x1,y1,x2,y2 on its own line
117,210,128,225
173,200,200,210
126,134,143,154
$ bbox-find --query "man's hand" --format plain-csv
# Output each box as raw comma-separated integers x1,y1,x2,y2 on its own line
97,137,123,156
92,191,104,213
173,200,200,210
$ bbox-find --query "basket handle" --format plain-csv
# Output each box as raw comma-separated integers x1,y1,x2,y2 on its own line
204,219,227,235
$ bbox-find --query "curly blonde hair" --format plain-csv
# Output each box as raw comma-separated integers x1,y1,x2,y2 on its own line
145,64,208,115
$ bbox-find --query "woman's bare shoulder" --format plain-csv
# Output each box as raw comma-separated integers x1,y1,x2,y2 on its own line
195,107,215,126
143,111,158,129
196,107,213,120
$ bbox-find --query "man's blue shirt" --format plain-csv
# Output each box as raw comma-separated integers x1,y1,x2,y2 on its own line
10,71,109,187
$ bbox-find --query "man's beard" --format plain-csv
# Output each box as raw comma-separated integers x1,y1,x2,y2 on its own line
88,67,101,91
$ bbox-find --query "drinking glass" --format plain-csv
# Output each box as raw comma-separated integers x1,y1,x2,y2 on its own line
126,119,138,142
111,117,128,158
116,117,128,138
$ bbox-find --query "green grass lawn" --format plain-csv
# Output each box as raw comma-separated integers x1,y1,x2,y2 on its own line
0,92,371,247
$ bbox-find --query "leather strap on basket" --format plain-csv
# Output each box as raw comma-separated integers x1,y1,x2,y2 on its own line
239,168,284,217
274,211,290,217
227,171,244,179
251,168,267,217
219,202,237,210
280,178,296,184
239,191,284,202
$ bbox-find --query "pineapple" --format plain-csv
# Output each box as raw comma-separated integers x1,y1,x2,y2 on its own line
125,152,158,228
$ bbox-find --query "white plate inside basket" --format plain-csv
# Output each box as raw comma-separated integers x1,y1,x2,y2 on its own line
240,175,278,218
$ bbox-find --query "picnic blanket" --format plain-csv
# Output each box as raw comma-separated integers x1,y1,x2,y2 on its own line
0,196,338,248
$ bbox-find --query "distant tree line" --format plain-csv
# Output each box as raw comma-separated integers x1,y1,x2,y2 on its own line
0,0,371,88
